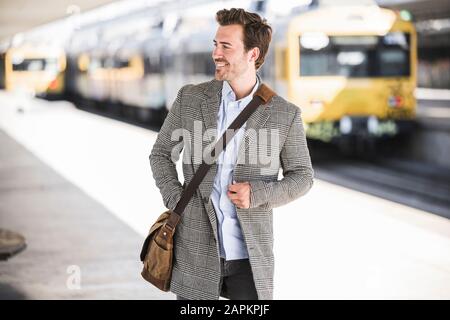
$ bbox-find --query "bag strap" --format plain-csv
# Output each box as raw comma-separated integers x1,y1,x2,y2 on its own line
165,83,276,230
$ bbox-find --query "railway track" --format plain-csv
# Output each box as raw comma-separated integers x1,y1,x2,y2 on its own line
312,147,450,219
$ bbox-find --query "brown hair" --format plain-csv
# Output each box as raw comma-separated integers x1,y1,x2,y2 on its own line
215,8,272,70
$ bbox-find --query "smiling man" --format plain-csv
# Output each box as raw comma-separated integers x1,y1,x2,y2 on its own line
149,8,314,300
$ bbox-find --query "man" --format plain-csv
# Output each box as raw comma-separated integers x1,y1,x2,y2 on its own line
150,8,314,300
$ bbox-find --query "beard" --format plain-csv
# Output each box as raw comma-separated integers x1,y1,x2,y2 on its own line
214,67,228,81
214,61,230,81
214,60,248,81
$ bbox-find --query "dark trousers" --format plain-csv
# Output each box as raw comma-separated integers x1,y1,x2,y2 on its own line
176,258,258,300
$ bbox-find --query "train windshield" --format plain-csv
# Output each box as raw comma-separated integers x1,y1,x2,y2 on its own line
12,57,59,72
299,32,411,77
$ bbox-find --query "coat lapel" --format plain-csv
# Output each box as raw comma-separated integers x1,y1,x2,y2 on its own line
200,80,222,144
235,99,272,167
198,80,222,240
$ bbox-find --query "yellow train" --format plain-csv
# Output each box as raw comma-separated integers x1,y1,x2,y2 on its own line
69,26,167,123
3,45,66,98
271,5,417,145
66,3,417,151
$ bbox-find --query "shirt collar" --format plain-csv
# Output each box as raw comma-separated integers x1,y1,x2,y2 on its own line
222,76,260,108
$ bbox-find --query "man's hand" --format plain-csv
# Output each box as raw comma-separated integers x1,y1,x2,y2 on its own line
227,181,251,209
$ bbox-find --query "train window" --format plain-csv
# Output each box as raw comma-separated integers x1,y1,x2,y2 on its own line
203,53,215,76
182,53,193,74
12,58,58,72
378,49,409,77
299,33,410,78
377,33,410,77
118,59,130,68
102,58,115,69
383,32,408,49
144,55,162,74
184,52,215,76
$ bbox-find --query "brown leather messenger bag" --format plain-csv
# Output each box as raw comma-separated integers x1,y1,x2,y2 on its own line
140,83,276,291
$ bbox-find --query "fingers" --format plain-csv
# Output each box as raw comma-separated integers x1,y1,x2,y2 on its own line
227,183,239,192
227,186,245,199
227,181,250,209
228,181,249,192
227,190,240,200
226,191,241,207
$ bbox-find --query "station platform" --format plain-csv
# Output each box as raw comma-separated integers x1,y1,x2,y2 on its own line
416,87,450,126
0,90,449,299
0,129,171,299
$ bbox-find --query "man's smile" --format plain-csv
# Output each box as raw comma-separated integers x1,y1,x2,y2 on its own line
215,61,229,68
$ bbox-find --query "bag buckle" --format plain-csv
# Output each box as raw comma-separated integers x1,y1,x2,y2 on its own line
164,223,174,232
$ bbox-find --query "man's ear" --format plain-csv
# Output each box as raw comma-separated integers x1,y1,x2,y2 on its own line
249,47,260,64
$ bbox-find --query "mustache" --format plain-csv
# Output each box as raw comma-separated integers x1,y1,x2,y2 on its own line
214,59,229,64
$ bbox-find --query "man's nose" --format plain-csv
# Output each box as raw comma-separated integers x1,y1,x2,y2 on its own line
212,46,223,59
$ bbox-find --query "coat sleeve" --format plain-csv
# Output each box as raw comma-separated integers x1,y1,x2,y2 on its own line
149,86,186,211
249,106,314,210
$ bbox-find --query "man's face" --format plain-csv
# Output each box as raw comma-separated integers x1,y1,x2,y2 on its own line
212,24,252,82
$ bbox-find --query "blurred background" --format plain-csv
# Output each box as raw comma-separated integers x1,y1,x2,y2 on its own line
0,0,449,300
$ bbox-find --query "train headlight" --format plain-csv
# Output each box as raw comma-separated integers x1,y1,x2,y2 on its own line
388,95,403,108
367,116,379,135
339,116,352,134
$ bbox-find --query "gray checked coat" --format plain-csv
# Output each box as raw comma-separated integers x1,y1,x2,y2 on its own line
149,78,314,300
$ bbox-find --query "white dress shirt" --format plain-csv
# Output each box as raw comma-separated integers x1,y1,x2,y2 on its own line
211,78,259,260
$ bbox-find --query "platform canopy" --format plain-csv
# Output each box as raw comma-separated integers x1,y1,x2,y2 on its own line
0,0,120,41
377,0,450,21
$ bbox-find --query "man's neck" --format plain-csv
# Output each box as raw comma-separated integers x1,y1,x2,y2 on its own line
227,72,257,100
